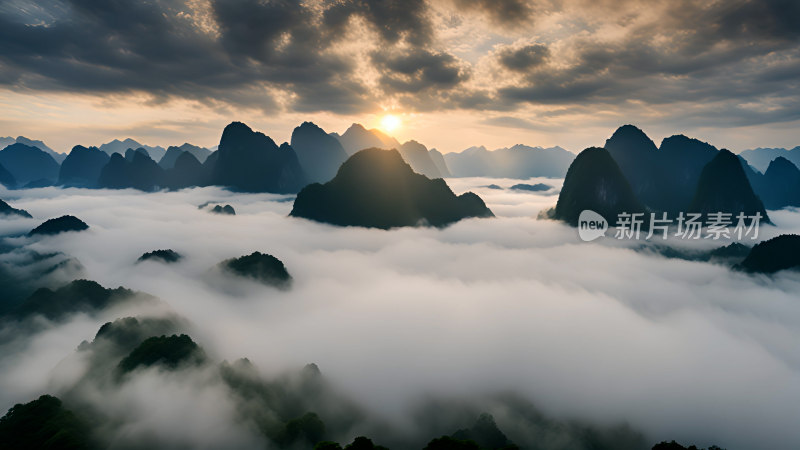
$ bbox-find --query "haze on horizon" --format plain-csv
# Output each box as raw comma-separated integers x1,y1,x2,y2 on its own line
0,0,798,154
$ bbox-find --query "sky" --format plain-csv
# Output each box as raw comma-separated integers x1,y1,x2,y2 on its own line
0,0,798,154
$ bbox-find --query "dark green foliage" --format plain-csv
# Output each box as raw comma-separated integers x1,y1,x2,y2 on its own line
220,251,291,287
344,436,390,450
688,149,770,224
510,183,550,192
0,250,84,315
14,280,137,321
211,204,236,215
137,249,182,264
213,122,306,193
451,413,517,449
0,143,60,185
117,334,205,374
0,198,32,217
651,440,725,450
291,121,349,183
707,242,751,261
275,412,326,447
93,317,182,353
0,394,94,450
58,145,110,188
424,436,480,450
736,234,800,274
554,147,646,226
290,148,493,229
29,215,89,236
315,441,344,450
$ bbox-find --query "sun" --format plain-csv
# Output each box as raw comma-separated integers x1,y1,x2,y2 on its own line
380,114,401,133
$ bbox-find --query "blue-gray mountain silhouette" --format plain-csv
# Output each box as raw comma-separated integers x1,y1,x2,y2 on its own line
290,121,349,184
290,148,493,229
0,198,31,217
13,136,66,163
58,145,110,188
0,162,15,188
159,143,212,169
164,151,209,189
739,146,800,173
429,148,451,177
138,249,182,264
736,234,800,274
398,140,442,178
0,143,60,186
213,122,306,193
444,144,573,178
554,147,646,226
98,151,165,191
688,149,770,223
99,138,166,161
29,215,89,236
657,134,719,212
759,157,800,209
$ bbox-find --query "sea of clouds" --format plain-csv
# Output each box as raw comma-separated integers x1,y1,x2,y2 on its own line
1,178,800,449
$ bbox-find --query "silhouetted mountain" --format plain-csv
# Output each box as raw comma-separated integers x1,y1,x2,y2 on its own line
602,125,665,208
451,413,517,450
14,136,66,163
291,121,349,183
554,147,646,226
291,148,493,229
688,149,770,223
91,316,184,355
137,249,182,264
164,151,208,189
739,146,800,173
124,147,150,161
334,123,400,155
0,198,31,217
213,122,306,193
510,183,550,192
0,162,15,188
0,143,60,186
98,151,165,191
444,144,574,178
159,143,212,169
13,279,142,321
211,204,235,215
117,334,206,374
657,135,719,212
29,215,89,236
429,149,451,177
219,251,292,288
58,145,110,188
397,140,442,178
760,157,800,209
99,138,166,161
736,234,800,274
424,436,481,450
0,395,95,450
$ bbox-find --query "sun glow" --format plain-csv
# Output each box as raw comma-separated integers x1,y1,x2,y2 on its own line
380,114,401,133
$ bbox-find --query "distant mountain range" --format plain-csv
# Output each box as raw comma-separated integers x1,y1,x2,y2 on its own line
2,123,798,222
554,125,791,227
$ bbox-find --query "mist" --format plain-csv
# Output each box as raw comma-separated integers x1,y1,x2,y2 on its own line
2,179,800,449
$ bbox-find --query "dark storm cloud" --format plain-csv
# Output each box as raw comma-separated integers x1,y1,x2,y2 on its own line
322,0,433,46
0,0,798,125
498,44,550,71
452,0,536,26
372,48,468,94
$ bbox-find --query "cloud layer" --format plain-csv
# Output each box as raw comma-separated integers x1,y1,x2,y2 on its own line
2,181,800,448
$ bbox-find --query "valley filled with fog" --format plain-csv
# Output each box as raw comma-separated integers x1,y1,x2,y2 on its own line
2,179,800,449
